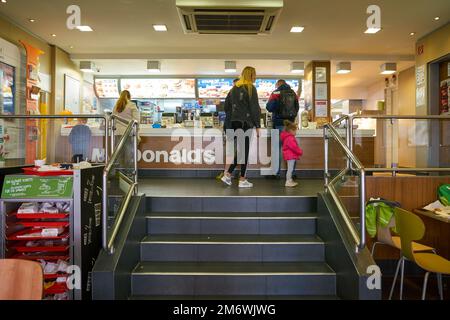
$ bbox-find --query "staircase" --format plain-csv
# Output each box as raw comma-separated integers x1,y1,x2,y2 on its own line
129,196,338,300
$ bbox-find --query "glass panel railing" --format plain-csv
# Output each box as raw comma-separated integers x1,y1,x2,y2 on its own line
350,116,450,171
325,125,365,250
0,116,107,167
104,130,135,227
103,118,138,254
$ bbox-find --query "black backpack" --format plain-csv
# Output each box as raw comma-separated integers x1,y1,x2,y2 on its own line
278,89,297,119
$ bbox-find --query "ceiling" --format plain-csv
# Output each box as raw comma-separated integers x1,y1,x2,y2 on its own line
0,0,445,89
0,0,449,60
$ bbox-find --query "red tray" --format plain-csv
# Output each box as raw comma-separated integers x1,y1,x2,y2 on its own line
23,167,73,176
44,273,69,280
7,228,69,241
16,221,69,228
14,212,70,220
44,282,69,295
12,253,69,261
11,243,70,253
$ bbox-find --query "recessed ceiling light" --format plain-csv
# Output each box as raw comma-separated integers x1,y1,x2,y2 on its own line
51,34,56,37
290,26,304,33
28,19,36,23
69,45,74,49
410,32,416,36
153,25,168,32
336,62,352,74
434,16,440,21
1,0,7,3
291,62,305,74
147,61,161,72
224,61,237,73
365,27,381,34
80,61,96,73
76,25,93,32
380,63,397,75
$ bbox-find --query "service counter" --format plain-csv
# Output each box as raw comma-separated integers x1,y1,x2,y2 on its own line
59,125,376,172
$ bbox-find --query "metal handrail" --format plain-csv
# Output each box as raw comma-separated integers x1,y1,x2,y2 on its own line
102,118,139,254
351,115,450,120
327,168,362,250
324,122,366,251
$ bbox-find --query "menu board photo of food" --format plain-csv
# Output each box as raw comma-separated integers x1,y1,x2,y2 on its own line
120,79,196,99
255,79,300,99
94,79,120,99
197,78,234,98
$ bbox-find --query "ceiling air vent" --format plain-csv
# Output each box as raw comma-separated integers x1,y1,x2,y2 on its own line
176,0,283,35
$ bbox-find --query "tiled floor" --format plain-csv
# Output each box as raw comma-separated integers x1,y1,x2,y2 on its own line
138,178,323,198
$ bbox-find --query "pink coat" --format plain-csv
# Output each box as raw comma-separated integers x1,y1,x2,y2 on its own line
280,131,303,161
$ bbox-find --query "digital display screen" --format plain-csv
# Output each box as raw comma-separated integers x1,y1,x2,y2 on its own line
121,79,196,99
0,62,15,115
256,79,300,99
197,78,234,98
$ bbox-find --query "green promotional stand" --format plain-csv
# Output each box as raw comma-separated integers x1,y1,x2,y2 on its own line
0,167,104,301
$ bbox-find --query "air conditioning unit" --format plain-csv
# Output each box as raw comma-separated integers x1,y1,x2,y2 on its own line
176,0,283,35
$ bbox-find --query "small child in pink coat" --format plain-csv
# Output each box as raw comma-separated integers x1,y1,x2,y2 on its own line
280,120,303,187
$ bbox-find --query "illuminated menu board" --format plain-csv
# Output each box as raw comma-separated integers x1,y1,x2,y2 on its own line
94,79,120,99
256,79,300,99
197,78,234,98
120,79,196,99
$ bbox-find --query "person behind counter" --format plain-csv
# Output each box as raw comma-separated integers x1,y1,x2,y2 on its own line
113,90,141,137
221,67,261,188
266,79,300,179
68,118,92,163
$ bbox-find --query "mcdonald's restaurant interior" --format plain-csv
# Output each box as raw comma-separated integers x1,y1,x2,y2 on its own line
0,0,449,303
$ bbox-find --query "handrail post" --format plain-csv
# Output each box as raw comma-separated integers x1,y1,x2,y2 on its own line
359,169,366,249
104,116,109,163
346,115,353,170
102,171,108,252
324,125,329,190
133,122,139,195
110,116,116,155
347,115,354,152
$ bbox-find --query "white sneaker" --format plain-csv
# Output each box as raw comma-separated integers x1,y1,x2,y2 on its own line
221,174,232,186
285,179,298,187
239,180,254,188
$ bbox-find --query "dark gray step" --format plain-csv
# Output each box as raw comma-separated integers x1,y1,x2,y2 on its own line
130,295,340,300
140,234,324,262
147,212,317,235
131,262,336,296
147,197,317,213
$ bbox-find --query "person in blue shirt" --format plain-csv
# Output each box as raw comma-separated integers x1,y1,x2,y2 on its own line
266,80,300,178
68,118,92,163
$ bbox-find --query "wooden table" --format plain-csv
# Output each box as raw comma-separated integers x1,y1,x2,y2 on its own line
414,209,450,260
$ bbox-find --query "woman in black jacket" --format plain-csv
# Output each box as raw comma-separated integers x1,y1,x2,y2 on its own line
221,66,261,188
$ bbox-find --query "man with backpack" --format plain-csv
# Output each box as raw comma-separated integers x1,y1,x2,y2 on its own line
266,79,300,178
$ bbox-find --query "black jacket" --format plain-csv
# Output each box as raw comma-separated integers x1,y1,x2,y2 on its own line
224,85,261,129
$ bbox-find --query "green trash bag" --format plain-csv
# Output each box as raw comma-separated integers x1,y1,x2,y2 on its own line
438,184,450,206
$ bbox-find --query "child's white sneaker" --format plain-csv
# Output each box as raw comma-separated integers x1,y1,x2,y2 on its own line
285,179,298,187
221,174,232,186
239,180,254,188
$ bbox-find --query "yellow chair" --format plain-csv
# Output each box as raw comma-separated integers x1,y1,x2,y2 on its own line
394,208,450,300
369,205,435,300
